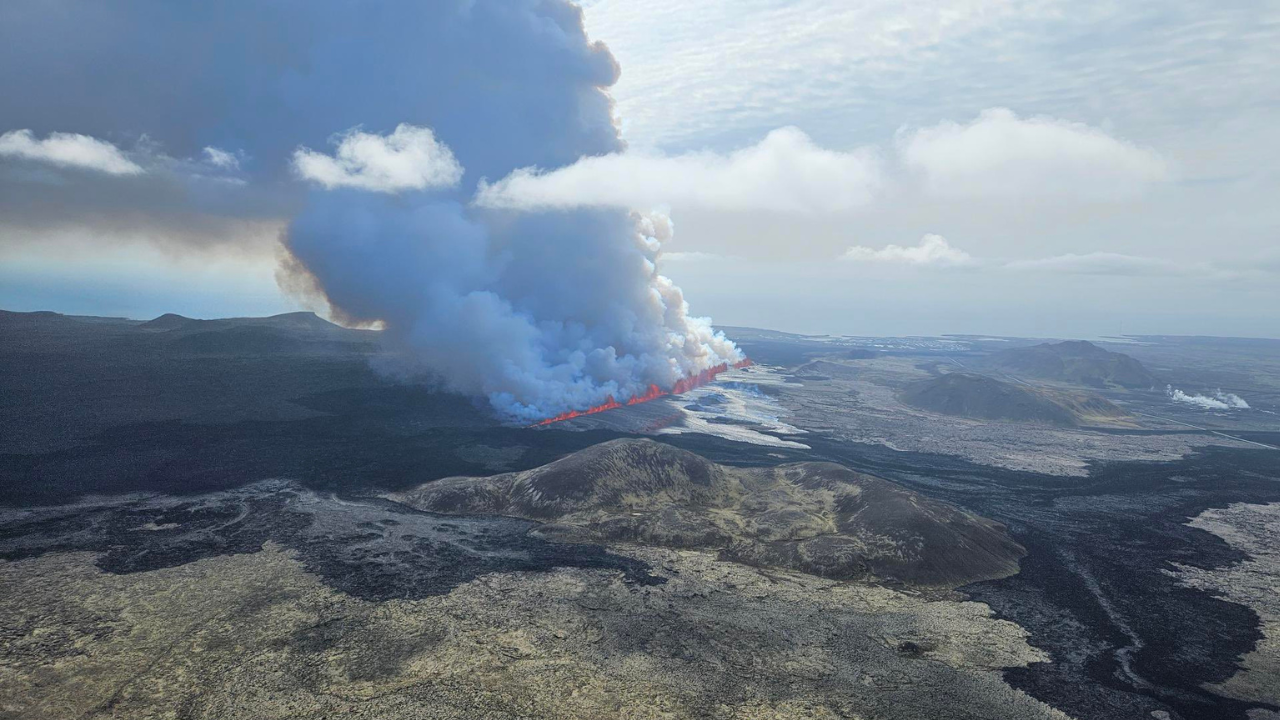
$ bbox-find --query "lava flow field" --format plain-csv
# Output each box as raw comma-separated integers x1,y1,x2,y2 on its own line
530,359,753,426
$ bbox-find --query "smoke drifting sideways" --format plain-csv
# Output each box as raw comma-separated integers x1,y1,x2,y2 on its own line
0,0,743,422
1166,385,1250,411
273,3,740,422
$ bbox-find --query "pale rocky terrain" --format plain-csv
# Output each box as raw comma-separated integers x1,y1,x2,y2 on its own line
776,357,1253,476
0,543,1069,720
1171,503,1280,707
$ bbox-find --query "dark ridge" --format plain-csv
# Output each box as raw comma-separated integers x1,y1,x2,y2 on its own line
0,309,66,322
137,311,341,335
0,309,132,327
258,311,340,330
137,313,195,331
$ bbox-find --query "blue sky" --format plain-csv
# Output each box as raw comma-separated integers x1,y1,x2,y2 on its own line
1,0,1277,338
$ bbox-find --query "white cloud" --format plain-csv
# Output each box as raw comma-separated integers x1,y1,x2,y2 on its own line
1167,385,1250,410
202,146,239,170
476,127,880,214
0,129,143,176
898,108,1170,200
841,234,976,266
478,109,1173,215
583,1,1278,171
292,124,463,193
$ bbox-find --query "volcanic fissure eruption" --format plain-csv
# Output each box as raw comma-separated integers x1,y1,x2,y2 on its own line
274,1,745,424
0,1,742,424
31,0,745,424
532,359,754,426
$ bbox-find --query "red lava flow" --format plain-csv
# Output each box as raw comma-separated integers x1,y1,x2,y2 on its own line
531,359,753,427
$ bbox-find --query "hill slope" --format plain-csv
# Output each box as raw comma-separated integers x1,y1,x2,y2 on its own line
901,372,1131,428
390,439,1025,587
985,340,1158,389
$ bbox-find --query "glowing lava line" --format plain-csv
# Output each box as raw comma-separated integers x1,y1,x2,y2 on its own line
531,359,753,427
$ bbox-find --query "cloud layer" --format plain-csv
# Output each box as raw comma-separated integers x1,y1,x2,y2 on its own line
479,109,1168,215
580,0,1063,151
1003,252,1192,276
835,236,1272,282
293,124,464,193
583,0,1278,164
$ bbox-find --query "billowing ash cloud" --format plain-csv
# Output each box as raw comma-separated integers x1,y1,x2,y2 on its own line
287,198,740,420
274,4,742,422
1166,385,1250,410
0,0,740,421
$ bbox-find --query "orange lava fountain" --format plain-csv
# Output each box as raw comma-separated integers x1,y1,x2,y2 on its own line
531,358,753,427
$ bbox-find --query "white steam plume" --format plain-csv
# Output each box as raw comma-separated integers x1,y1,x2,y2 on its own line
278,1,742,422
287,202,741,422
1166,385,1250,410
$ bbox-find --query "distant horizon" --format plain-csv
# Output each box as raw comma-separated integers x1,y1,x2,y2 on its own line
8,304,1279,344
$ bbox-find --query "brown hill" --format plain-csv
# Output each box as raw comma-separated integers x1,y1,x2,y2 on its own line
389,439,1025,588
